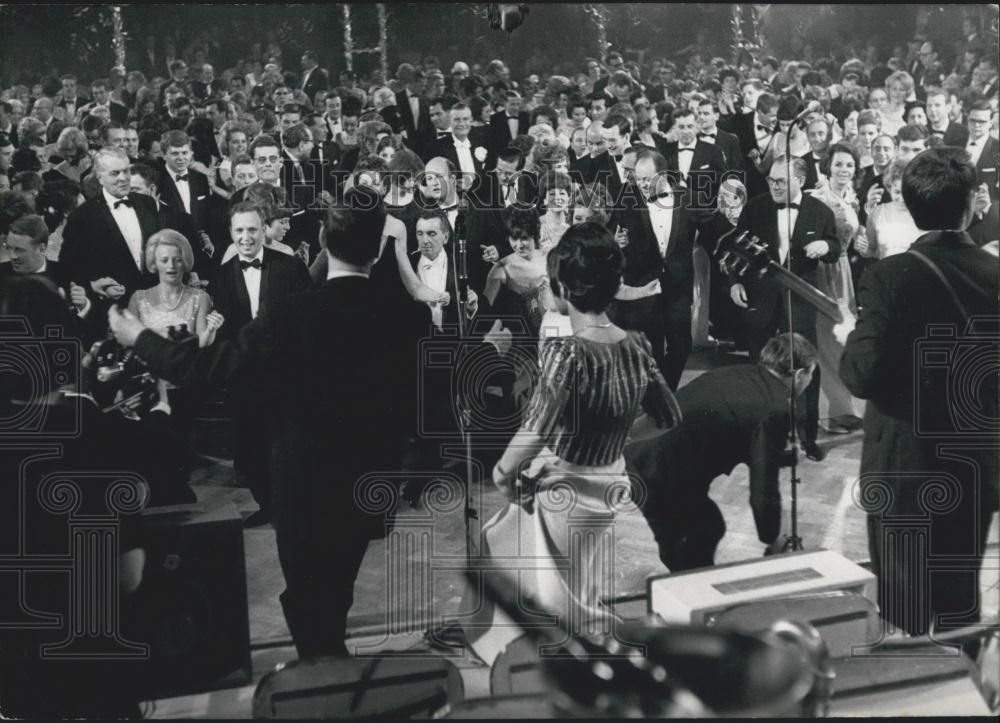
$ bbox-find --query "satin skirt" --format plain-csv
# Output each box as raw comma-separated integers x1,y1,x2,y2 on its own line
459,448,629,666
816,255,862,420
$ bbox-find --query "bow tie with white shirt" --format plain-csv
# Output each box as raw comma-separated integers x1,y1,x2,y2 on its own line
676,143,697,178
239,248,265,319
417,252,449,329
103,188,144,270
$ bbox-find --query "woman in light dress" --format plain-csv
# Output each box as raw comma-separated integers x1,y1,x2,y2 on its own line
857,159,923,259
806,143,864,432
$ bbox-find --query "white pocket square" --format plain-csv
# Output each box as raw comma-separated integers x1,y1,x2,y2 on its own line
806,231,816,235
197,195,207,201
699,164,709,169
983,167,996,172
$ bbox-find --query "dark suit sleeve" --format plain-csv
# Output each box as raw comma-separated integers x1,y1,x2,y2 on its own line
134,298,280,389
840,263,892,400
814,203,841,262
748,413,786,544
290,256,312,291
59,208,89,286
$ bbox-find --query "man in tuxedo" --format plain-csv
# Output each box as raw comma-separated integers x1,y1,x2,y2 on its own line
727,92,779,200
662,108,728,216
695,99,743,172
425,96,455,154
465,146,538,293
802,117,833,191
30,98,63,146
840,147,998,637
109,186,419,659
156,130,217,277
280,123,325,260
925,89,969,147
425,104,488,193
78,78,128,125
897,124,929,163
59,148,160,312
299,51,329,101
211,201,311,527
964,101,997,201
609,149,697,389
487,91,530,166
321,94,344,146
573,115,630,205
305,113,344,200
727,157,840,461
0,214,98,333
627,333,818,571
58,74,85,121
395,65,431,156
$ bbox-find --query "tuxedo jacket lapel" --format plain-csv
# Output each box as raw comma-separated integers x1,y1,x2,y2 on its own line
259,251,274,314
232,259,253,321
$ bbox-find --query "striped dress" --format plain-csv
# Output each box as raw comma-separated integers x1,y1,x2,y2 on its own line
462,331,681,665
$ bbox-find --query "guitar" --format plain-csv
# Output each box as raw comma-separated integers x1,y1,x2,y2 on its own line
717,230,855,325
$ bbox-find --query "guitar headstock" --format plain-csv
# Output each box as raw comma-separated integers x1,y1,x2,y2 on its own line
717,231,771,279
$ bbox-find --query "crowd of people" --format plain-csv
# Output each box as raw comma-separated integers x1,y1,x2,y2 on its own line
1,11,998,717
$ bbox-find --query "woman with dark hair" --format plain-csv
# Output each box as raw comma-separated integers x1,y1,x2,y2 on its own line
807,142,863,432
538,170,572,251
468,94,491,127
483,207,548,333
137,128,164,164
36,178,83,261
462,221,682,665
904,100,928,128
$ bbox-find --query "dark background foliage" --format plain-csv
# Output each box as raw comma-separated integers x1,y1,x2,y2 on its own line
0,4,994,85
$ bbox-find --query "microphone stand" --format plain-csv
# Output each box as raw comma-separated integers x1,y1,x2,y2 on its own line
449,204,479,564
781,118,804,553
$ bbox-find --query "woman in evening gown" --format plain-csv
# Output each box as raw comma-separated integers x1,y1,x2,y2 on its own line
461,222,682,665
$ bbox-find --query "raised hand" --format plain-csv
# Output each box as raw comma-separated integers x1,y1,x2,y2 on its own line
730,283,748,308
198,310,225,347
108,306,147,347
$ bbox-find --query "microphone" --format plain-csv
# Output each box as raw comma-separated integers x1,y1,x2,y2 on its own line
456,239,469,307
791,100,823,124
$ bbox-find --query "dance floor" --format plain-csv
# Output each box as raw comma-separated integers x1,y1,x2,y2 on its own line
148,347,999,718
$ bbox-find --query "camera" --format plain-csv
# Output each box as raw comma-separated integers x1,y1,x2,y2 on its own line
914,317,1000,438
0,320,81,437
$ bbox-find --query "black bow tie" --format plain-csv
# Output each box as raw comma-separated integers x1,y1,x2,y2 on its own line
699,132,716,138
612,154,623,162
113,197,132,209
438,131,450,138
239,258,262,270
757,124,774,133
776,202,800,210
677,147,696,153
649,191,675,203
174,174,189,183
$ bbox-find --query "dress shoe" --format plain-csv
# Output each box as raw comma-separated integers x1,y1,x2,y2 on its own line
802,440,826,462
243,509,271,528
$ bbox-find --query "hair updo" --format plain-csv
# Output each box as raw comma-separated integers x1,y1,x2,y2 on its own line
546,221,624,313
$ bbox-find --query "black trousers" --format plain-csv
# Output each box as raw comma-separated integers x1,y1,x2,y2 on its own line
746,318,820,445
638,476,727,572
611,296,693,391
230,389,271,513
277,524,372,659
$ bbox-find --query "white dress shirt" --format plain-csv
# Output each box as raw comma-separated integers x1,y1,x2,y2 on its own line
676,143,697,179
417,251,448,328
776,192,802,264
967,136,986,167
239,248,265,319
325,114,343,139
648,196,675,258
754,113,773,150
453,136,475,176
408,91,421,130
507,114,519,141
170,169,192,214
103,188,144,269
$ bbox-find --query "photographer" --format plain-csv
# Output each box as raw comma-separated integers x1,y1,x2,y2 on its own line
839,147,999,637
626,333,818,572
0,274,146,717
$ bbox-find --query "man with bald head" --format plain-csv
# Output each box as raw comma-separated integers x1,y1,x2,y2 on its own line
60,148,161,324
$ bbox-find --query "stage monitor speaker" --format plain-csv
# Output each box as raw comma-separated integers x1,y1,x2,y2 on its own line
132,503,251,700
648,550,876,628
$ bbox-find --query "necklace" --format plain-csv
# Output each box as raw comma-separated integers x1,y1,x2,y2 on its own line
159,285,186,312
577,320,614,332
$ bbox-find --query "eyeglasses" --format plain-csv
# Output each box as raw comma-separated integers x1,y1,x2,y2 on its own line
255,155,280,163
766,177,789,187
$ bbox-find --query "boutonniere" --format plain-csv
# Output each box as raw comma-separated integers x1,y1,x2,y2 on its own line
474,146,487,163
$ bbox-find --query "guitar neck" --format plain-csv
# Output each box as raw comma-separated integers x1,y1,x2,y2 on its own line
763,260,841,321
